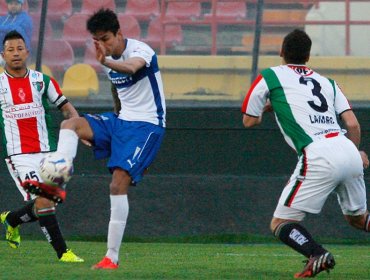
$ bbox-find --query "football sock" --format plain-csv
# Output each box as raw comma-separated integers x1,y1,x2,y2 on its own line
365,213,370,232
274,221,326,258
106,195,129,264
37,207,67,259
57,129,79,159
6,201,38,227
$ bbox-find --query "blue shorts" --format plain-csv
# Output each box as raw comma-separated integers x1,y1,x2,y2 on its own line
83,112,165,184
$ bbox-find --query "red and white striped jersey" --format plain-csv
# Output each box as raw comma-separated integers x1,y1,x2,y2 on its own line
242,65,352,154
0,69,67,157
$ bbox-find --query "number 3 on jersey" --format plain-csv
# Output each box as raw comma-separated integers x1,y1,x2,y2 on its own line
299,76,328,113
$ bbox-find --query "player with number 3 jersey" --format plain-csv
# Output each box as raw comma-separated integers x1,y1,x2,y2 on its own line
242,29,369,278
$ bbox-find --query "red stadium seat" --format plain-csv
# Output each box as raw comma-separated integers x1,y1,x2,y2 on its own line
124,0,160,22
117,14,141,40
83,41,103,73
62,13,90,49
165,2,201,21
143,17,183,50
42,39,75,75
80,0,116,15
45,0,72,24
30,13,53,49
204,2,247,20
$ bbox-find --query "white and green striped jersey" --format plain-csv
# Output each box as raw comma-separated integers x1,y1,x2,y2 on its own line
0,69,67,157
242,64,352,154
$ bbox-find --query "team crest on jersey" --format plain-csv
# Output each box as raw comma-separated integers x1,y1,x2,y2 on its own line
32,81,44,92
289,65,313,76
18,88,26,102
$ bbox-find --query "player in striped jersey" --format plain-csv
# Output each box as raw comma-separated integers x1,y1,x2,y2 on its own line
54,9,166,269
0,31,83,262
242,29,369,278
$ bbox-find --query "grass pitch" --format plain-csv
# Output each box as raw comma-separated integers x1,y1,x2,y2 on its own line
0,240,369,280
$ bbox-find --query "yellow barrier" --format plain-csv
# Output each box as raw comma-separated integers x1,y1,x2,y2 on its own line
158,56,370,101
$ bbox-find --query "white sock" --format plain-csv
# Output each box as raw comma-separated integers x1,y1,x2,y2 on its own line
56,129,79,159
106,195,129,264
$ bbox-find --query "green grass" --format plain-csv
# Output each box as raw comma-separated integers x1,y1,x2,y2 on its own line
0,240,369,280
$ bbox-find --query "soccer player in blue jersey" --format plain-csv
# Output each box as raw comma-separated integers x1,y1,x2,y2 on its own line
54,8,166,269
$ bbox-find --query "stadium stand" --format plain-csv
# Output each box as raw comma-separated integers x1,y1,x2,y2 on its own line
62,13,90,49
33,0,73,25
30,13,53,49
83,41,103,73
29,63,54,77
263,8,308,25
204,1,247,20
143,17,183,50
0,0,28,15
165,2,202,21
62,63,99,97
117,14,142,40
232,33,283,54
80,0,116,14
124,0,160,22
42,39,74,76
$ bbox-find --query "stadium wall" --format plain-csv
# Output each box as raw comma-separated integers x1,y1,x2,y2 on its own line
0,106,368,240
159,56,370,101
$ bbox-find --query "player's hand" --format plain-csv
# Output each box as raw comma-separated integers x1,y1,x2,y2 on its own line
94,40,106,65
359,150,369,169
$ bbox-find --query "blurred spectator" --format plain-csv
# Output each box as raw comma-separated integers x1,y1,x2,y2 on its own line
0,0,32,52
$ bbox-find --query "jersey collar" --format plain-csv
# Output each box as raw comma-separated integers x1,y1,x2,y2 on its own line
4,68,30,78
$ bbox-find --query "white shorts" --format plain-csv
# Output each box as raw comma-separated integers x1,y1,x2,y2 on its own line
274,135,367,219
5,153,47,201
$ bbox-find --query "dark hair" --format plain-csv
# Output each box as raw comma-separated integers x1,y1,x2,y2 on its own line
281,29,312,64
3,30,25,46
87,8,120,35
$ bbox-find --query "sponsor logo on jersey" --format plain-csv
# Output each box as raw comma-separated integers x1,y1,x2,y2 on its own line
3,103,44,120
18,88,26,102
109,71,133,88
314,128,340,136
0,88,7,94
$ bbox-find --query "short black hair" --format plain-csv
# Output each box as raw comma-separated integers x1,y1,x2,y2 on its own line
87,8,120,35
3,30,25,47
281,29,312,64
